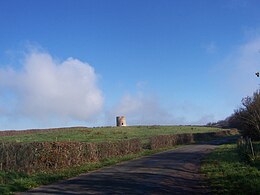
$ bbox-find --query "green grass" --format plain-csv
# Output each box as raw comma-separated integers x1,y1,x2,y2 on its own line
0,126,223,143
201,143,260,194
0,125,233,194
0,146,179,195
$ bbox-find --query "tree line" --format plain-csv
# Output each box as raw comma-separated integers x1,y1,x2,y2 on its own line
207,90,260,140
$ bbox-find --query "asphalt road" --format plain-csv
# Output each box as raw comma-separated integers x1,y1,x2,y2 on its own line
17,137,237,195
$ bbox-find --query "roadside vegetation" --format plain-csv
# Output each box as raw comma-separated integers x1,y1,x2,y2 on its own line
204,90,260,194
0,126,236,194
0,146,178,195
209,90,260,141
201,142,260,194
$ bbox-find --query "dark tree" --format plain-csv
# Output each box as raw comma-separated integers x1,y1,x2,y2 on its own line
232,90,260,140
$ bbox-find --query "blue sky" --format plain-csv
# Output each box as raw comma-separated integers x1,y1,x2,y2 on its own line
1,0,260,129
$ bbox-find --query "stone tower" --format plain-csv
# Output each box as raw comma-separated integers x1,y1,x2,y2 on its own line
116,116,126,127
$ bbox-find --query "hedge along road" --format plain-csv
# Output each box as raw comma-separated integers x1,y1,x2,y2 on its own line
17,137,238,195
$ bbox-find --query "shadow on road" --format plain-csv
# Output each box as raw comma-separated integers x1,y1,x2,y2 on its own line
197,135,240,145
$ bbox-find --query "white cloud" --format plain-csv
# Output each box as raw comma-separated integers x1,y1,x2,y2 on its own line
221,36,260,97
0,51,103,123
205,34,260,121
105,81,221,126
106,92,186,126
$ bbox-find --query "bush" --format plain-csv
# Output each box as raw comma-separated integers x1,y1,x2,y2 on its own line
0,130,238,173
228,90,260,140
0,139,142,174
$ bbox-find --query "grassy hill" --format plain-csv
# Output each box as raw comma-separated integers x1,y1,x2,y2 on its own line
0,125,224,143
0,125,235,194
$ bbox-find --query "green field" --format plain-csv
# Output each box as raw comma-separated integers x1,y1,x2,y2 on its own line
0,126,224,143
0,126,233,194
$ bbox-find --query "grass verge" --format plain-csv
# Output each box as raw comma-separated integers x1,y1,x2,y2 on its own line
201,144,260,194
0,146,178,195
